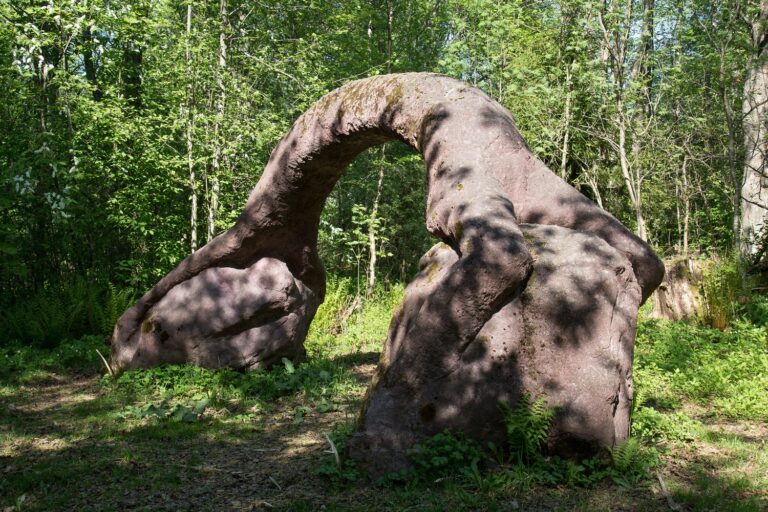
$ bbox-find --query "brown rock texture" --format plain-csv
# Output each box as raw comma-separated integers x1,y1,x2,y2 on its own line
109,73,663,471
651,258,702,321
349,225,642,477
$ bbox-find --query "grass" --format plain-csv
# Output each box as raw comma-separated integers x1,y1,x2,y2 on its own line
0,284,766,511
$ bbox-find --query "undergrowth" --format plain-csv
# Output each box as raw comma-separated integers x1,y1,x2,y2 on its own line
0,277,135,348
370,396,659,494
0,335,105,383
104,356,362,413
1,278,766,511
634,318,768,423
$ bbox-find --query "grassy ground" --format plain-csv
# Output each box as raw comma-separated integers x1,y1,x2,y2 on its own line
1,284,766,511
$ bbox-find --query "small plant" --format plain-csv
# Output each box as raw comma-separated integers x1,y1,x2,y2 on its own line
406,430,484,483
117,397,210,422
499,394,556,464
315,422,360,485
700,255,742,330
608,438,659,487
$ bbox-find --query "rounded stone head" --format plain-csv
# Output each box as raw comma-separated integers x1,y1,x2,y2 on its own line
110,257,319,371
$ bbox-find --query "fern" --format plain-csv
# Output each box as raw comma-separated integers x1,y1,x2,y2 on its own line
500,393,556,464
97,283,136,334
610,438,645,472
609,438,659,487
0,278,135,347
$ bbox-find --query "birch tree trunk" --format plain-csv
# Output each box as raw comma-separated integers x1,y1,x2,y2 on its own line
209,0,227,242
681,154,690,256
185,2,197,253
366,0,393,298
739,0,768,258
560,63,572,180
598,0,648,242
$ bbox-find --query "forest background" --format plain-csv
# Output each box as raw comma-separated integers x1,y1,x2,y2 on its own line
1,1,768,510
2,0,767,316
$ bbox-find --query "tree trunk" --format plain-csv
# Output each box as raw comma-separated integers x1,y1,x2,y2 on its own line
366,0,393,298
739,0,768,258
586,167,604,209
599,0,646,241
682,154,690,256
367,151,385,299
617,107,647,241
560,63,572,180
209,0,228,243
629,0,654,242
185,2,197,253
718,43,743,248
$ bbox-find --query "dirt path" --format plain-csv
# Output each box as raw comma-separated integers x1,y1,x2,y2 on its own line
2,362,766,511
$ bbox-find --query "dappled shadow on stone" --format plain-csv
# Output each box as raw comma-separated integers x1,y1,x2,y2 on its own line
107,73,664,479
349,223,642,477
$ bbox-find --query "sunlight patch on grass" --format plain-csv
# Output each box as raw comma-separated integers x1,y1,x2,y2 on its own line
0,288,766,511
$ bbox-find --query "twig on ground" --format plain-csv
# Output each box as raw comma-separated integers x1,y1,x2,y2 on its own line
268,476,282,490
95,349,114,376
323,433,340,468
657,471,684,511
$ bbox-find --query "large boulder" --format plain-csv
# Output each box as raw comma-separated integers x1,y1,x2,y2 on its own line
111,258,320,370
348,224,642,478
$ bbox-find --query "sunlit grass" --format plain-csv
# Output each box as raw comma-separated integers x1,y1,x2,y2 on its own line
0,284,766,511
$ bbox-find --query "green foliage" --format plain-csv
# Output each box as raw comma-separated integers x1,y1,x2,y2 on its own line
700,256,743,330
378,387,658,491
635,319,768,421
2,290,767,509
106,353,360,407
743,294,768,327
305,277,356,340
0,279,135,348
0,336,104,383
306,280,404,357
500,394,556,464
315,421,361,485
608,439,660,487
406,430,485,483
632,406,702,443
117,397,210,423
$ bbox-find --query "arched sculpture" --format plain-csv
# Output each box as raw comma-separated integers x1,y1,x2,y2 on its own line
111,73,664,476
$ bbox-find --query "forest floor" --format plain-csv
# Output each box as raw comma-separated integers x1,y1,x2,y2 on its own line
1,294,766,511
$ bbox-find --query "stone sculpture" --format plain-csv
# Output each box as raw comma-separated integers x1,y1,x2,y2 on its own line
110,73,664,475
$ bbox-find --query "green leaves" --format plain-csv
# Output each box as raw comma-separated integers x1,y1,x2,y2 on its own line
117,397,211,422
634,316,768,423
499,394,556,464
405,430,485,483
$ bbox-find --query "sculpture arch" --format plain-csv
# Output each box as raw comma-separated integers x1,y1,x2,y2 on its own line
111,73,664,475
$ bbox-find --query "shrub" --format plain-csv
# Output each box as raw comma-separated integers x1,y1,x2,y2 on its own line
699,255,742,329
407,430,484,482
0,276,135,347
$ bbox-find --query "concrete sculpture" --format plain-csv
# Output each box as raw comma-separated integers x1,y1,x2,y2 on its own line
111,73,664,475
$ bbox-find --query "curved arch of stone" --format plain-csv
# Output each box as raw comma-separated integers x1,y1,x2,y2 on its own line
110,72,663,375
110,72,665,475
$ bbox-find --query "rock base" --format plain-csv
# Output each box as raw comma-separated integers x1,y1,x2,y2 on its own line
348,224,642,478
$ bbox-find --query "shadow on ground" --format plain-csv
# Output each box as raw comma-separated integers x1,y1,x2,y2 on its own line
0,353,765,512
